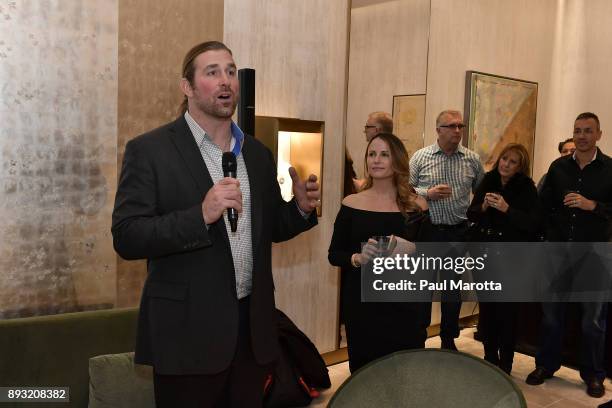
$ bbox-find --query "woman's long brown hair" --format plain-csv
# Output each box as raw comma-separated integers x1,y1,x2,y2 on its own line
361,133,421,217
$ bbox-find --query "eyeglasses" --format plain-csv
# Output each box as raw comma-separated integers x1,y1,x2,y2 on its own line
439,124,466,130
573,128,596,135
364,125,377,130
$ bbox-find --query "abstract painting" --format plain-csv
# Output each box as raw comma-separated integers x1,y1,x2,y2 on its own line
464,72,538,174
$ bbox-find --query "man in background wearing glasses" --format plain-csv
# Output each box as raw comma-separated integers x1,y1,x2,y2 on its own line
409,109,484,350
363,111,393,142
353,111,394,191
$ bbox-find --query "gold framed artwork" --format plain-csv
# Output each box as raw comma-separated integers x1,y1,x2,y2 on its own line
392,94,426,159
464,71,538,174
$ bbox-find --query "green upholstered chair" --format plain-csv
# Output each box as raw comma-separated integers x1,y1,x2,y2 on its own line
88,352,154,408
328,349,527,408
0,307,138,408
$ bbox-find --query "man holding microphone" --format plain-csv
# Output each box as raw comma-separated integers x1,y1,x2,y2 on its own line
112,41,320,407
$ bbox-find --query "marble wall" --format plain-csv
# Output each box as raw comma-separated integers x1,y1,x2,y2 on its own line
0,0,118,317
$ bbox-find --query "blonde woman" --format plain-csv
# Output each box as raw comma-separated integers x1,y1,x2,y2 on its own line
467,143,539,374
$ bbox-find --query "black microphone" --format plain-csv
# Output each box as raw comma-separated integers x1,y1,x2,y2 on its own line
221,152,238,232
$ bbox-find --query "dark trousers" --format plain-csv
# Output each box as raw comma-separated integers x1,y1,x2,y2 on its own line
535,302,608,381
153,297,268,408
431,222,468,339
480,302,518,370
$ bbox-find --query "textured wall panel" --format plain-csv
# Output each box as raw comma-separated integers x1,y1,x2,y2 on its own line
225,0,351,353
116,0,224,307
0,0,118,317
224,0,331,121
537,0,612,176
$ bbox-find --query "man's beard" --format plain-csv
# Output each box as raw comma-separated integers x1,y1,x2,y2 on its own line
198,94,239,119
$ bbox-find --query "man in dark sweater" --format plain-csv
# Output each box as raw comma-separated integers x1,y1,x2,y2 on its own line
526,112,612,399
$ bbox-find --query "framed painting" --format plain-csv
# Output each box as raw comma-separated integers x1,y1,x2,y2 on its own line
464,71,538,174
392,94,426,159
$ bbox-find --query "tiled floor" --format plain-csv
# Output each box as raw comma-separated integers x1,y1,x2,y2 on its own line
311,328,611,407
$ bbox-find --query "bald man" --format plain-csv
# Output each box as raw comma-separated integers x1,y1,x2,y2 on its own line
363,111,393,142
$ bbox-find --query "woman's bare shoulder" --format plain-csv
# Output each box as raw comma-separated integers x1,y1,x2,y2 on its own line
342,191,372,209
342,193,360,207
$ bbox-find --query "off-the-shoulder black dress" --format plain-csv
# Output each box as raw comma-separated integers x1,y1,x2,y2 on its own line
329,205,432,372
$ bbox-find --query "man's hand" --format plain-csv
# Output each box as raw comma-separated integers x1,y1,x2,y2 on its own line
427,184,452,200
202,178,242,225
563,192,596,211
289,167,320,213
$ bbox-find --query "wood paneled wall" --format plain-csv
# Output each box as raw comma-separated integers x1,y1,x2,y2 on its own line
348,0,612,189
346,0,430,178
426,0,612,179
425,0,557,179
537,0,612,170
116,0,224,306
224,0,351,353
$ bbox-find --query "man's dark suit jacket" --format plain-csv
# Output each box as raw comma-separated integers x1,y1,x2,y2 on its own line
111,116,317,375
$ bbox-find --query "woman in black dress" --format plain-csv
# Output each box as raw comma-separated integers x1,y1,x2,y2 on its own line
467,143,539,374
329,133,432,373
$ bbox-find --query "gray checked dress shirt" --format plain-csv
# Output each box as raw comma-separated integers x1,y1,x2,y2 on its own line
185,112,253,299
410,143,484,225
